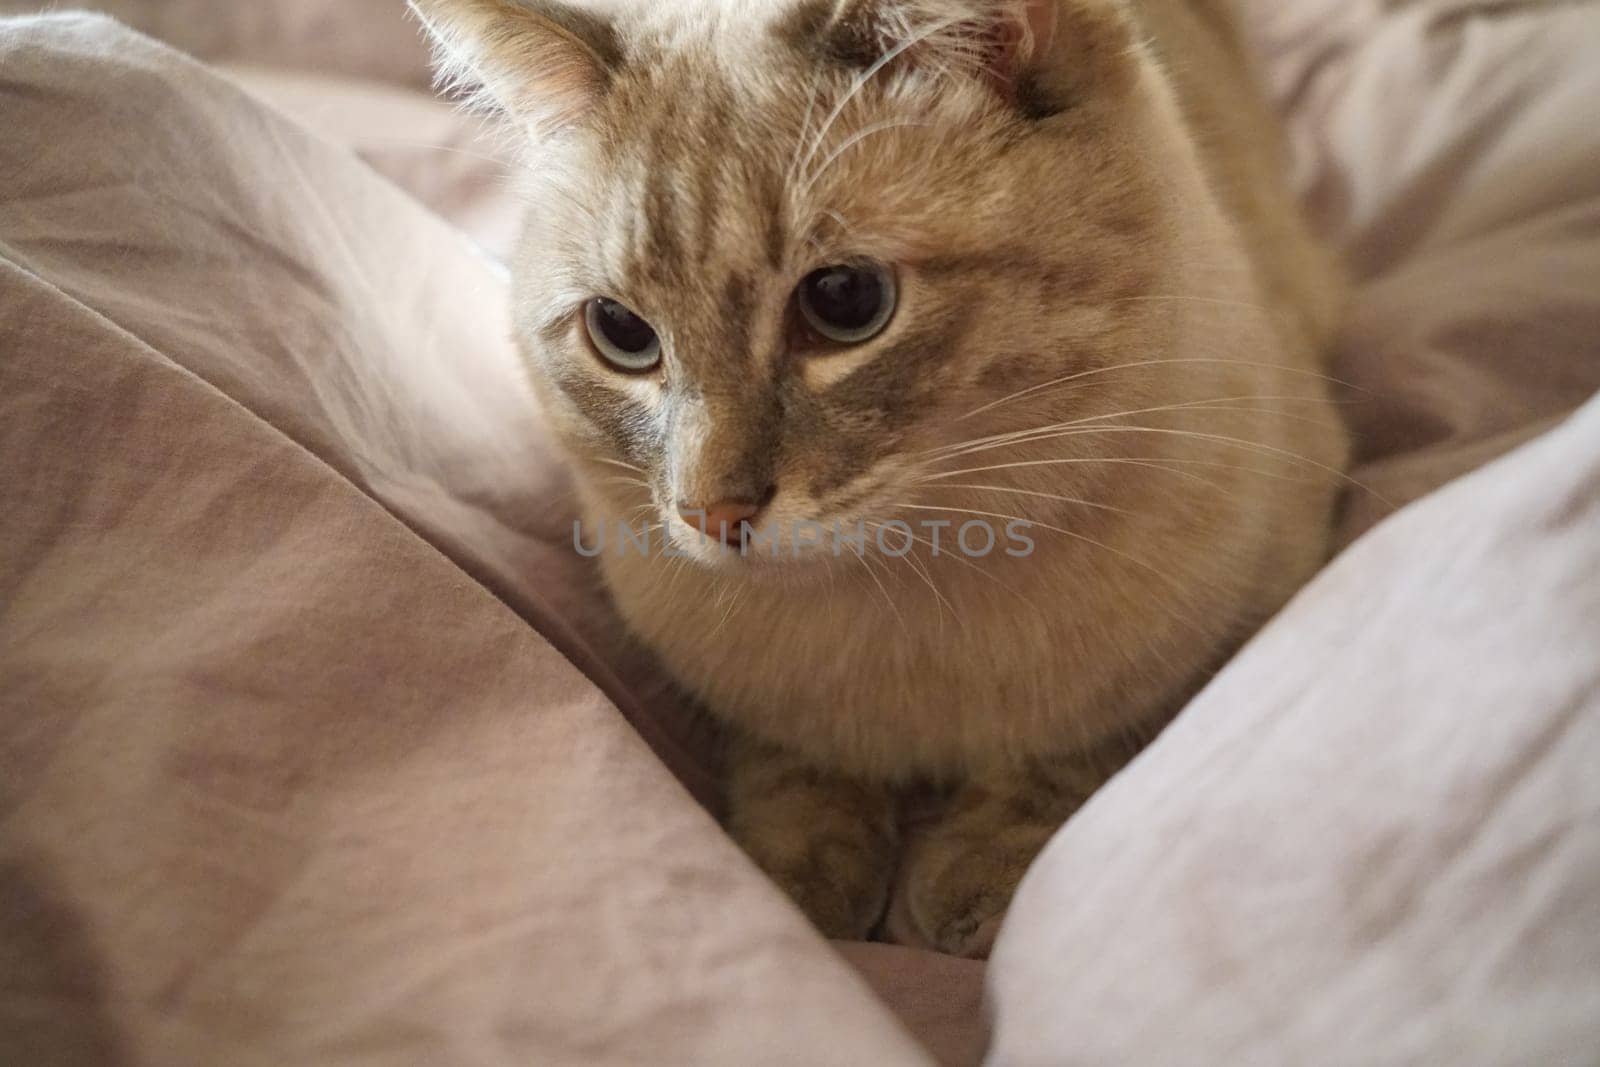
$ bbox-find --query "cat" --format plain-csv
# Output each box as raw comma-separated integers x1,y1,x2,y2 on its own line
412,0,1350,957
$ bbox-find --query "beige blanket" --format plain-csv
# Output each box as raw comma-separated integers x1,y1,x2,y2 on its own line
2,3,1597,1065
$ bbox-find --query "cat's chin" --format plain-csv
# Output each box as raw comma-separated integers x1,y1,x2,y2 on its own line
665,539,843,585
735,554,840,585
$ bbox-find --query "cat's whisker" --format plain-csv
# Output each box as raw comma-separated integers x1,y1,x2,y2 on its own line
851,549,907,633
914,455,1313,490
589,456,649,475
864,519,1037,615
1167,403,1346,433
937,456,1219,490
930,392,1350,461
860,520,959,626
707,575,744,641
926,484,1133,516
361,138,516,168
889,502,1208,637
651,553,691,605
931,396,1328,463
948,357,1367,425
785,78,825,188
600,474,653,491
934,425,1295,476
816,209,857,247
900,547,953,633
933,424,1389,504
796,13,965,186
799,119,932,198
915,471,1309,529
1108,293,1275,315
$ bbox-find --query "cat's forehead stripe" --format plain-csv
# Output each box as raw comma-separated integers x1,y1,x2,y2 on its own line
616,72,771,290
641,117,686,282
760,168,789,271
690,140,723,267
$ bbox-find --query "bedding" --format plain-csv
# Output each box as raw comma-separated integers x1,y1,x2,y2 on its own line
1,3,1597,1065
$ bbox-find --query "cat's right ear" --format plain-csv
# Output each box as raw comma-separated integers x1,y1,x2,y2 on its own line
408,0,621,134
778,0,1139,119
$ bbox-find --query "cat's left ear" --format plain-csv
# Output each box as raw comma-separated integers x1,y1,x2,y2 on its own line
409,0,621,134
781,0,1139,118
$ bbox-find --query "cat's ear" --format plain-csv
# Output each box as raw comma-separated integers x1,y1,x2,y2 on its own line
408,0,621,133
782,0,1138,118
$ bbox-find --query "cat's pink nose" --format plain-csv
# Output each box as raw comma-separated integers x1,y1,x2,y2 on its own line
678,497,766,546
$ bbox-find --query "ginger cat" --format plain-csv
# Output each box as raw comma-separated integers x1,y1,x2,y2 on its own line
413,0,1348,956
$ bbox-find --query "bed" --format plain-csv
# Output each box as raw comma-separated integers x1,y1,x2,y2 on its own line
1,2,1597,1064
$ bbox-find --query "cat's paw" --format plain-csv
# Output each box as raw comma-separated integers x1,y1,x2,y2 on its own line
888,830,1023,958
760,839,895,941
724,742,899,941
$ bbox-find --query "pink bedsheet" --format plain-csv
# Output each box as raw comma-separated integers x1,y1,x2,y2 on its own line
2,3,1597,1064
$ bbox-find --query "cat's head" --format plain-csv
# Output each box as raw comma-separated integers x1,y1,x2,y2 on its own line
415,0,1199,571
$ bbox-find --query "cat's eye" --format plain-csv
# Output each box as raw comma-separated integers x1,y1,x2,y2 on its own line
585,296,661,372
797,261,897,345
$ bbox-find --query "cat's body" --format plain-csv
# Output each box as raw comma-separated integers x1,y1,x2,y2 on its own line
415,0,1348,955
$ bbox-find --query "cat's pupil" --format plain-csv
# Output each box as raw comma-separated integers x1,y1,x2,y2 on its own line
594,298,655,353
803,266,883,331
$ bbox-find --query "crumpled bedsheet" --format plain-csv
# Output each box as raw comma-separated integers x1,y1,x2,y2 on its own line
1,3,1597,1065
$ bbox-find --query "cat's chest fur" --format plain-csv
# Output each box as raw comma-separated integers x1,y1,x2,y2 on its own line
594,439,1329,784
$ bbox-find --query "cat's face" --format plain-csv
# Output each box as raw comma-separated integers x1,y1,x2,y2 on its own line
418,0,1178,571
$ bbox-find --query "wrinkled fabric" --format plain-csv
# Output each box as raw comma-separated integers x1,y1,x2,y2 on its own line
0,16,933,1067
1,0,1598,1064
989,392,1600,1064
